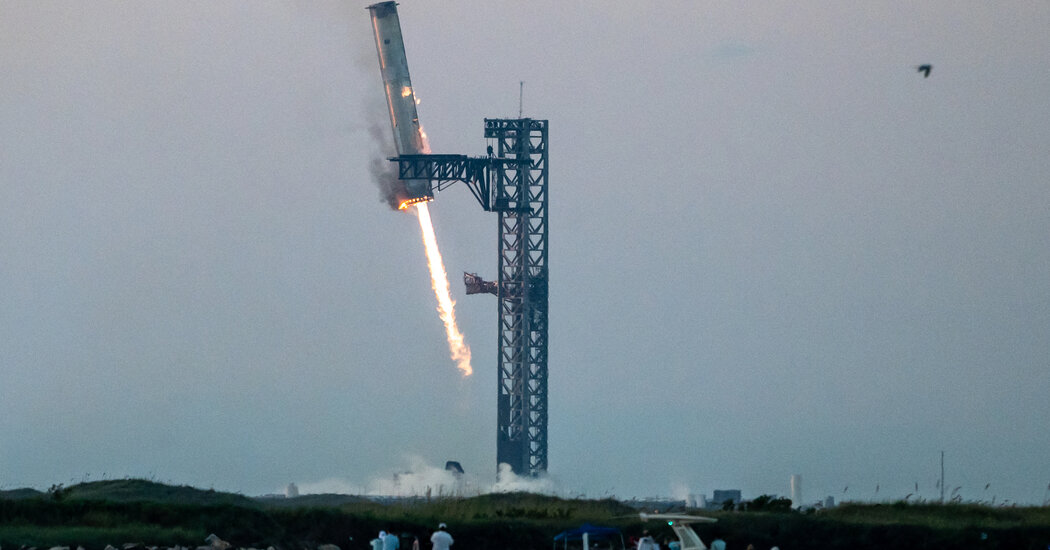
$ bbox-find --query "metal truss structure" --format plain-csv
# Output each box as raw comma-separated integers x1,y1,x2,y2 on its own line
389,118,549,477
488,118,549,476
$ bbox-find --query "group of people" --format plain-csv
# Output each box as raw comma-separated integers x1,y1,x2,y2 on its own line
369,523,453,550
372,523,778,550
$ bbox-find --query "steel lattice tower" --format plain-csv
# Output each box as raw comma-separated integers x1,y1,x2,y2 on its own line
386,118,549,478
487,118,549,476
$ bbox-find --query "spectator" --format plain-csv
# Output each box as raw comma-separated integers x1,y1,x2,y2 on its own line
371,531,386,550
431,523,454,550
384,530,400,550
636,530,659,550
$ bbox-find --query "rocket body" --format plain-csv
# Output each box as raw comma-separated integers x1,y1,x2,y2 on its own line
367,1,433,209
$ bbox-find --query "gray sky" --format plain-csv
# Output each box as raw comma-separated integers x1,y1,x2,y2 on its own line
2,1,1048,505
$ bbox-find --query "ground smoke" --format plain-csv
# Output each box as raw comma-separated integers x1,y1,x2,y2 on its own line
292,458,555,497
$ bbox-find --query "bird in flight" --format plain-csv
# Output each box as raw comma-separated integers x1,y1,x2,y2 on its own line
917,64,932,78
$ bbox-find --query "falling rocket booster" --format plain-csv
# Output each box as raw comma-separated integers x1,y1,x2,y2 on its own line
367,1,433,210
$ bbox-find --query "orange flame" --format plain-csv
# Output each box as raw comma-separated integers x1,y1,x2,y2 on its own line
414,202,473,376
398,196,432,210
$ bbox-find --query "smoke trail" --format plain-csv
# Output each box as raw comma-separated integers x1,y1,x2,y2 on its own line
365,99,402,210
415,202,473,376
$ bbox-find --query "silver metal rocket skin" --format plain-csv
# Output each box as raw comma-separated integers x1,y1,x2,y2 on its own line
367,1,433,210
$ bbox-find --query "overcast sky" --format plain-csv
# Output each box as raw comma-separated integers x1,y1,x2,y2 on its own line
2,1,1048,506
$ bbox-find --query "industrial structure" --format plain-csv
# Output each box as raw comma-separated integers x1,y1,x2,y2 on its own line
367,2,550,478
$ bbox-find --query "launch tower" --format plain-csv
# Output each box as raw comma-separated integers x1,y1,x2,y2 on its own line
389,121,549,477
487,119,549,476
368,1,549,479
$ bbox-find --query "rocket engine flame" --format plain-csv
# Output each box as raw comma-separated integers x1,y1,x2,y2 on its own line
398,196,431,210
414,202,473,376
368,1,469,376
413,133,470,375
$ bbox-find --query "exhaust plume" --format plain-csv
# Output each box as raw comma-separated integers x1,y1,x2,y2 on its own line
365,124,473,375
366,1,472,375
415,201,473,377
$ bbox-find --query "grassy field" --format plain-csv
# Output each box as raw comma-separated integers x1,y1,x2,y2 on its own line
2,480,1049,550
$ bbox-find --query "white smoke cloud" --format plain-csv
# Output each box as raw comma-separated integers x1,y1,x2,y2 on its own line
287,457,558,497
669,480,692,502
295,477,366,496
369,456,475,497
491,463,556,494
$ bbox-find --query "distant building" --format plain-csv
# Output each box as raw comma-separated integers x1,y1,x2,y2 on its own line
285,482,299,498
790,475,802,509
711,490,742,508
824,496,835,509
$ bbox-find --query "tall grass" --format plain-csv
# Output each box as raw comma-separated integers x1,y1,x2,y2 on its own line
3,481,1050,550
0,525,202,549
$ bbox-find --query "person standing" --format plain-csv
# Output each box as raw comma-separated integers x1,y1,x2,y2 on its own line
430,523,453,550
371,531,386,550
636,530,658,550
384,530,400,550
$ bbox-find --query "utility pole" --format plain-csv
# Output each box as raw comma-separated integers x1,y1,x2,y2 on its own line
940,450,945,503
